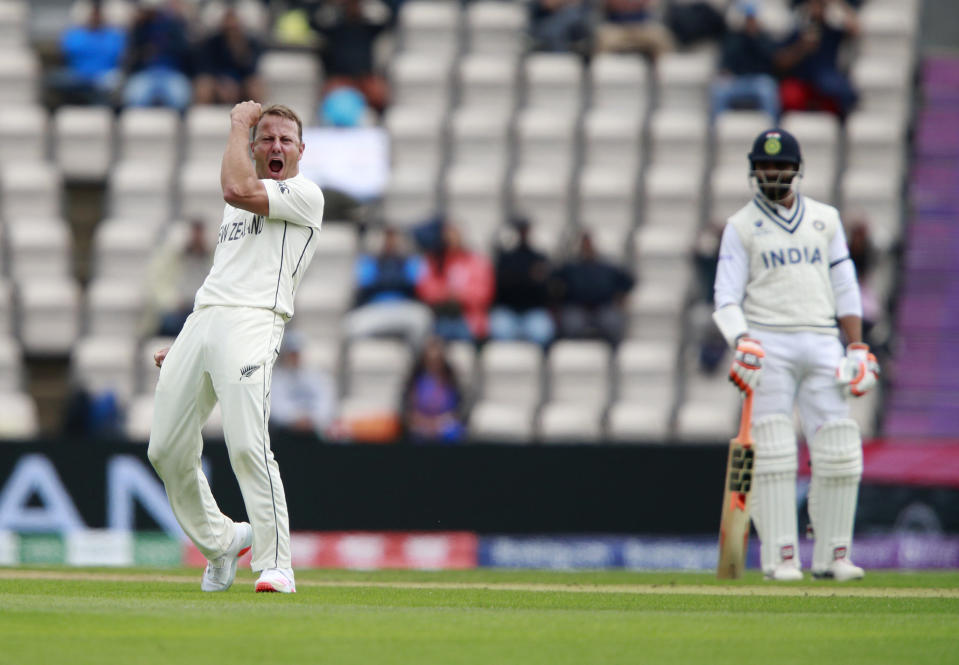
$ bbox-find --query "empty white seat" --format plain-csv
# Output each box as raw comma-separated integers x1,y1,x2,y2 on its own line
633,224,696,286
844,110,906,177
577,164,637,243
523,52,584,114
6,219,71,280
606,400,672,442
0,161,62,221
614,338,678,403
444,163,507,253
857,4,919,64
344,338,412,406
178,160,227,224
643,164,702,234
54,105,114,181
0,335,22,391
117,107,180,170
0,1,28,47
649,108,708,172
626,282,687,341
108,161,175,224
297,334,342,379
389,52,454,112
448,105,512,170
0,48,40,104
840,167,903,251
384,105,446,172
294,282,353,343
258,50,320,123
445,340,477,400
713,110,775,169
0,391,39,439
780,112,839,185
708,165,753,223
656,51,715,111
85,277,145,338
184,105,232,166
398,0,461,57
18,278,81,354
72,335,137,404
457,53,520,115
466,0,526,55
91,218,159,281
582,106,644,172
590,53,650,113
0,104,47,163
479,340,543,407
381,164,439,228
537,402,603,443
674,372,740,443
547,340,611,407
514,107,578,172
468,400,535,443
849,57,912,125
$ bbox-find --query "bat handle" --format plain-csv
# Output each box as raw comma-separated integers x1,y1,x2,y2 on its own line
736,390,754,443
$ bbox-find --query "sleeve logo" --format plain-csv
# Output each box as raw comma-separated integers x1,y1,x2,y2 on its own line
277,181,290,194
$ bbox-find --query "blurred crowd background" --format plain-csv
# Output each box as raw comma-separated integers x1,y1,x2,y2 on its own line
0,0,953,446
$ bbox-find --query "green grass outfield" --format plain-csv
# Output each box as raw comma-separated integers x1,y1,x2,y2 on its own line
1,567,958,665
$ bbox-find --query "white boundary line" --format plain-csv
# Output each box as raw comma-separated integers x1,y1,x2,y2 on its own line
0,569,956,598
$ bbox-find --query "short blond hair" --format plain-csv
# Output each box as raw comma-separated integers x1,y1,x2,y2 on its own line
254,104,303,142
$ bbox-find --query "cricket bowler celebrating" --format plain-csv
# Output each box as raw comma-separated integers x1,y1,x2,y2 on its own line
712,128,879,581
148,102,324,593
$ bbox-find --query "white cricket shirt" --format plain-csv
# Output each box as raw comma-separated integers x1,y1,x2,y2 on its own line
194,173,325,319
714,194,861,335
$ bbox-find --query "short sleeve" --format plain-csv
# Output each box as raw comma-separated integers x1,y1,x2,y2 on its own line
264,177,325,230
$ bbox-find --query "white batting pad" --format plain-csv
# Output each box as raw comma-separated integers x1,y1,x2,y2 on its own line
808,419,863,570
751,414,799,572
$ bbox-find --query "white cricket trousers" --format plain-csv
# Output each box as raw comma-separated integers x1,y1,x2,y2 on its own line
148,305,290,572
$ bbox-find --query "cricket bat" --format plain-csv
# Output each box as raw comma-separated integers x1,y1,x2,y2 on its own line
716,391,755,579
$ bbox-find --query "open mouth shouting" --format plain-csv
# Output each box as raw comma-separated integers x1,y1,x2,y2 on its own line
268,158,284,178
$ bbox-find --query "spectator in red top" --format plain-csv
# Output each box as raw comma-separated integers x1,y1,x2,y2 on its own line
415,222,495,342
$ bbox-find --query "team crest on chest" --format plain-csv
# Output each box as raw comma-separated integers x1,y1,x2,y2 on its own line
813,220,825,231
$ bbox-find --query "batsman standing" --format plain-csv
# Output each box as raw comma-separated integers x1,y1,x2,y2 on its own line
148,102,324,593
712,128,878,581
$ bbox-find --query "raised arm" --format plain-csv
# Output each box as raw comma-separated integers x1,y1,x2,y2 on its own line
221,100,269,216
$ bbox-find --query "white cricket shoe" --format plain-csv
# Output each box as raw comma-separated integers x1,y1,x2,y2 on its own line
201,522,253,592
813,558,864,581
255,567,296,594
763,562,803,582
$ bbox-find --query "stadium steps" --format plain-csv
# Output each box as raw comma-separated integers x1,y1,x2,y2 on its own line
884,56,959,438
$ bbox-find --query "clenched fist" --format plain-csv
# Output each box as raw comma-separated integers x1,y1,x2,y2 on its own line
230,100,262,129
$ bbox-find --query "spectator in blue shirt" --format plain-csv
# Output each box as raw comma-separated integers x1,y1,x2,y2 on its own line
47,2,127,106
710,2,781,122
343,226,433,348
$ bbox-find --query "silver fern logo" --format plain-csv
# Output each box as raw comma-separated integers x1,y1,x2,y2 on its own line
240,364,261,379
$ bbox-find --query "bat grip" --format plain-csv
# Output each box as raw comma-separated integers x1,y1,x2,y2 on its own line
736,391,753,443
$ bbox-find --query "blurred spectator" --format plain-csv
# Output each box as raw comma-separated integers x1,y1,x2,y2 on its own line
144,219,213,337
401,336,465,444
665,0,726,47
695,221,727,373
595,0,674,62
552,232,635,345
344,226,433,348
528,0,593,54
775,0,859,117
710,2,781,121
320,86,368,127
416,221,495,343
846,215,880,343
489,217,556,347
46,2,127,107
270,331,338,438
311,0,391,114
192,7,264,105
122,0,194,112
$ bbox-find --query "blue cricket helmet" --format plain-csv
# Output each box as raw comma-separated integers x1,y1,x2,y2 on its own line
748,128,802,167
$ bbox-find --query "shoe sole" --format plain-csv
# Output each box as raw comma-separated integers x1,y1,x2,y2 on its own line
255,581,295,593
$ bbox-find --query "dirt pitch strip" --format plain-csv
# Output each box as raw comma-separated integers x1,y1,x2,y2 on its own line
1,568,956,599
